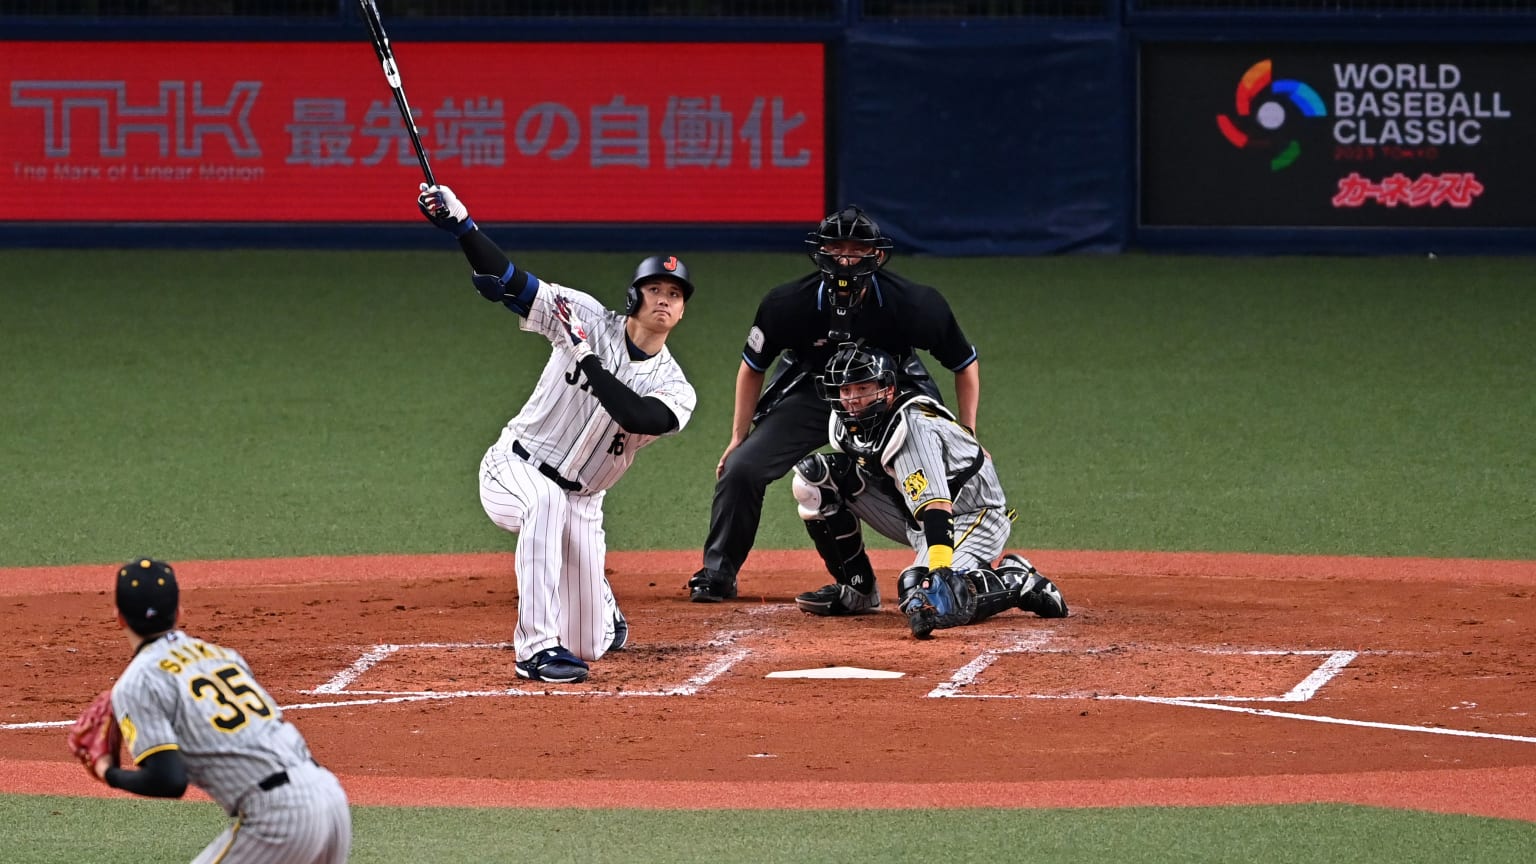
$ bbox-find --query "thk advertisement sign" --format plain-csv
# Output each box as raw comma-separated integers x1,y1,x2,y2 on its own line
1,41,825,223
1140,43,1534,228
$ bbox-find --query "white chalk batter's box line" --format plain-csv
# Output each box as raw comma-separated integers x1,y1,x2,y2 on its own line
297,631,755,700
929,633,1536,745
5,635,1535,745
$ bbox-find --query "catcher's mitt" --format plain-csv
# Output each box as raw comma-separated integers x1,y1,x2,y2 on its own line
898,567,978,640
66,689,121,781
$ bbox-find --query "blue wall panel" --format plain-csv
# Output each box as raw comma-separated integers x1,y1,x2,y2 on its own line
840,27,1126,255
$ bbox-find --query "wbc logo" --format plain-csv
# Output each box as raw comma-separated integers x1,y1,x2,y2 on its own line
1217,59,1328,171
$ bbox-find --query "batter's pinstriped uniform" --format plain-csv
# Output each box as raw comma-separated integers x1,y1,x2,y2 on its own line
834,396,1012,571
480,281,696,664
112,630,350,864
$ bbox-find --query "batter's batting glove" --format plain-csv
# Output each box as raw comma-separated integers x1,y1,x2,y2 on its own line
417,183,476,238
551,295,594,362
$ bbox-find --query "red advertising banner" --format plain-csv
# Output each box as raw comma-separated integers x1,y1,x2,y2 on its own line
1,41,825,223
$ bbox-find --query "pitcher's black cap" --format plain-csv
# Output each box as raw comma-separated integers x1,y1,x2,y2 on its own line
116,558,179,636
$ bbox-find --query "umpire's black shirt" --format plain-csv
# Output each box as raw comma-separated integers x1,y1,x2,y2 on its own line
741,270,978,385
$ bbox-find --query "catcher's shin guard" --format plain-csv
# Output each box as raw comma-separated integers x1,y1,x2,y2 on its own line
998,554,1069,618
803,509,874,582
795,510,880,615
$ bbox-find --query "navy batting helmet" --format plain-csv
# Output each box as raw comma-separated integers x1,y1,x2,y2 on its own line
627,255,694,316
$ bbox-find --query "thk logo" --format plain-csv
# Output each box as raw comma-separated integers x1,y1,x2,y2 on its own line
10,80,261,158
1216,59,1326,171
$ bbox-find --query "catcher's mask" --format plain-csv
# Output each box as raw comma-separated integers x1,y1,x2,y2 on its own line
818,343,899,442
805,206,892,322
116,557,179,636
627,255,694,316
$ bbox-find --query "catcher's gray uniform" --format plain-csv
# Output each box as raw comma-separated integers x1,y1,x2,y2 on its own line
791,343,1066,632
112,629,351,864
807,394,1012,569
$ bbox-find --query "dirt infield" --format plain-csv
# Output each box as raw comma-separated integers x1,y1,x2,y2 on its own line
2,550,1533,821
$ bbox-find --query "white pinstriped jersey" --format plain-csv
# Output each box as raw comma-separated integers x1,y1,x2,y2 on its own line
496,280,696,492
111,630,314,814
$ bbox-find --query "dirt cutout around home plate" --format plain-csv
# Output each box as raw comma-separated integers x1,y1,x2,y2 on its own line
1,550,1533,821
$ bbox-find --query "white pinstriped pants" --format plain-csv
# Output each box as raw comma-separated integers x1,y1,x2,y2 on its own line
480,448,620,663
194,762,351,864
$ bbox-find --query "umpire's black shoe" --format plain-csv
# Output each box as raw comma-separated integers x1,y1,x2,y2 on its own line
688,568,737,603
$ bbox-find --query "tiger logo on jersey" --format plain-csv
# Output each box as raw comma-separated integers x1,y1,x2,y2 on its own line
903,470,928,502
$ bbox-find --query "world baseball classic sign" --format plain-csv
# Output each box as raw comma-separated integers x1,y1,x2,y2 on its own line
1139,42,1536,228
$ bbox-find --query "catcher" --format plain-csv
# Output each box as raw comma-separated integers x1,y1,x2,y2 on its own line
68,557,351,864
790,343,1069,638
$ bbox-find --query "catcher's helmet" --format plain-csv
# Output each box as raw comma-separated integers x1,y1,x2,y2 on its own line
627,255,694,316
116,557,179,637
805,206,892,308
818,342,899,441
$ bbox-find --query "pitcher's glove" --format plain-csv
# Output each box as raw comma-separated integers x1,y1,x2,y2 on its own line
66,689,121,782
898,567,978,640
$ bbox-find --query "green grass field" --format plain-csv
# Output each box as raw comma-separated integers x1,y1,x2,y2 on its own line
2,796,1533,864
1,250,1532,565
2,250,1533,861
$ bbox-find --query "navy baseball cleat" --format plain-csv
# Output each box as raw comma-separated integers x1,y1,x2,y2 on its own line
687,568,737,603
608,609,629,652
516,646,590,683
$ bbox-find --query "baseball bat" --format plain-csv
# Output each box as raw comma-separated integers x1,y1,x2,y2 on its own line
355,0,436,187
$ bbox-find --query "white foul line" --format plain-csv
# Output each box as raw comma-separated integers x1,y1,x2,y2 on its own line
1122,696,1536,744
927,639,1536,745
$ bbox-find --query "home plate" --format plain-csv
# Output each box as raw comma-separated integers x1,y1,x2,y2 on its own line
765,667,905,679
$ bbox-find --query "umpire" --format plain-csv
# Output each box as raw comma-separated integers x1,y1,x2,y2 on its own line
688,205,979,602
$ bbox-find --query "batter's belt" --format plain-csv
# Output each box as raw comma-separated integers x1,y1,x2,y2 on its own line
511,440,582,492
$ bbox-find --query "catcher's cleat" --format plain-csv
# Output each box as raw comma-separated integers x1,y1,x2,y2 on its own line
687,568,737,603
608,609,629,652
516,646,590,684
1000,554,1069,618
795,581,881,616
